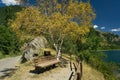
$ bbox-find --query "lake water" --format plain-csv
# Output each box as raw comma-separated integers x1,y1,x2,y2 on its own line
102,50,120,77
103,50,120,63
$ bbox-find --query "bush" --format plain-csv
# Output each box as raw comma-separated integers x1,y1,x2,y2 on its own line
78,50,116,80
0,25,20,55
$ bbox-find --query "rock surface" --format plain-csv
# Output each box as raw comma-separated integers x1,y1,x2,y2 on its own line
21,36,47,62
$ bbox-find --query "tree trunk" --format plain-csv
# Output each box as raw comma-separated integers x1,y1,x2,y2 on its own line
57,49,61,60
57,40,63,60
53,43,59,60
54,40,63,60
70,53,72,71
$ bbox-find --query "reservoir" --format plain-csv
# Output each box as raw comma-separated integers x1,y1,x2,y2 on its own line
103,50,120,63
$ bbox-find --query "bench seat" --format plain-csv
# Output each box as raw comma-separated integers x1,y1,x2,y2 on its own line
36,59,60,68
34,56,60,69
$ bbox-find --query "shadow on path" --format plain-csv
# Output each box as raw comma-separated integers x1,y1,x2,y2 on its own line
29,65,57,74
0,68,17,80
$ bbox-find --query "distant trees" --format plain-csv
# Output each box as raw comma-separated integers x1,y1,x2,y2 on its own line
0,6,22,55
102,32,120,49
0,25,20,55
0,6,22,26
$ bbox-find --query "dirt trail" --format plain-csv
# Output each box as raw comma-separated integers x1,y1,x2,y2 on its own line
0,56,21,79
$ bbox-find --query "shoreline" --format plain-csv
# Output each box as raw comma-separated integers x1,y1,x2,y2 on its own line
97,49,120,51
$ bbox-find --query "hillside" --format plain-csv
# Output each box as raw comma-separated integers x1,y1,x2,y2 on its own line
0,6,119,80
101,32,120,49
96,30,120,49
0,6,22,56
0,6,22,26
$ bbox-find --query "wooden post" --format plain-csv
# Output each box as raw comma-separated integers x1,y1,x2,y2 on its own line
68,72,74,80
77,72,81,80
70,53,72,71
80,61,82,77
75,57,82,80
73,63,77,72
70,57,83,80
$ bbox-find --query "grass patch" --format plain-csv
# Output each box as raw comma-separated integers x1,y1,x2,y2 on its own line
0,52,21,59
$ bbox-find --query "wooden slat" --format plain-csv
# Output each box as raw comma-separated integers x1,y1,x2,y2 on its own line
68,72,74,80
36,60,60,68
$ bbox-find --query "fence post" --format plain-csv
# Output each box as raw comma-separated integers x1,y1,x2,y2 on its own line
80,61,82,77
70,53,72,71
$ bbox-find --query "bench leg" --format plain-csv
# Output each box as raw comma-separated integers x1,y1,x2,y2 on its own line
35,67,43,73
53,64,56,68
35,67,39,71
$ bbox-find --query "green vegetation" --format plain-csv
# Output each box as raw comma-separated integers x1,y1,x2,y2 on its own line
0,6,22,26
63,28,119,80
9,1,95,60
77,28,120,80
0,6,22,58
101,32,120,50
0,25,20,58
0,1,120,80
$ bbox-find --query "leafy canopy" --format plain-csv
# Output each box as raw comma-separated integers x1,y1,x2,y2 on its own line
9,1,95,43
9,1,95,60
9,7,46,41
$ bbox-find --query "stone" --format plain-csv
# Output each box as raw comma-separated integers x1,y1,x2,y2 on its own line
21,36,47,62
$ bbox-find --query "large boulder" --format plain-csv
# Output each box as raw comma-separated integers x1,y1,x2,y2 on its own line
21,36,47,62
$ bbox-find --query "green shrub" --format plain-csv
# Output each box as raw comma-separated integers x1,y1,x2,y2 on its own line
0,25,20,55
78,50,116,80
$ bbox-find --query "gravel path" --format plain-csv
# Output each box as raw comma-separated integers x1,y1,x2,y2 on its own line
38,64,74,80
4,61,75,80
0,56,21,79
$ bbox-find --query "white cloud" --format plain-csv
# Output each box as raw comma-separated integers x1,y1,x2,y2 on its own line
93,25,98,29
1,0,20,6
101,27,105,30
111,28,120,32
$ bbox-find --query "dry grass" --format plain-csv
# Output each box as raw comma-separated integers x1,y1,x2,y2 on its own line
82,62,105,80
4,61,71,80
4,50,105,80
4,60,105,80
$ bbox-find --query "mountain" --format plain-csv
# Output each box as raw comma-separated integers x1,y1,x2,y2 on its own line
96,30,120,50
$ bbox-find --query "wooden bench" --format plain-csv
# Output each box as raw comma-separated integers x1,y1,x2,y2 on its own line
34,56,60,70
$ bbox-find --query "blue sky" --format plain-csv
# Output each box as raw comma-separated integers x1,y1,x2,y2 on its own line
90,0,120,35
0,0,120,35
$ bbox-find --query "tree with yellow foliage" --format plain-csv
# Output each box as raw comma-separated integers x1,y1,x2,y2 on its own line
9,7,46,41
9,0,95,60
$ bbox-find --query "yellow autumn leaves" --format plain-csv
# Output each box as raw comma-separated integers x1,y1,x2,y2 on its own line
9,7,45,40
9,1,95,42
